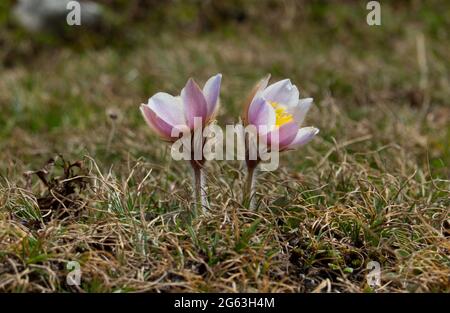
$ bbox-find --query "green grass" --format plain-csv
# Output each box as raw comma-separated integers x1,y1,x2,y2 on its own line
0,1,449,292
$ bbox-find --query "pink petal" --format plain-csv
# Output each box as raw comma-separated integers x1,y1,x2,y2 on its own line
266,122,299,150
203,73,222,119
140,104,177,141
248,97,276,130
285,127,319,150
242,74,271,126
181,78,208,129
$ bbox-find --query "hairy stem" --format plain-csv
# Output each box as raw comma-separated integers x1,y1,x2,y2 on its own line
191,161,208,216
244,160,258,209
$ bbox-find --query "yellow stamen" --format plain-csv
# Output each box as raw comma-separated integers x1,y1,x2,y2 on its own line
270,101,293,127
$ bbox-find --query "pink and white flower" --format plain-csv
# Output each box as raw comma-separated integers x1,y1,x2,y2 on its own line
244,76,319,152
140,74,222,215
140,73,222,141
242,76,319,208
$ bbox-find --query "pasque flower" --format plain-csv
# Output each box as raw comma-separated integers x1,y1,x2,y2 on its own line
243,75,319,151
141,73,222,141
140,74,222,214
242,75,319,207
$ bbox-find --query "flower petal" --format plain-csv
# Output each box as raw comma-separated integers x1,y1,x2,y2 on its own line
203,73,222,119
140,104,177,141
147,92,186,127
262,79,299,106
248,97,276,130
181,78,208,129
288,97,313,126
242,74,271,125
267,121,299,150
285,127,319,150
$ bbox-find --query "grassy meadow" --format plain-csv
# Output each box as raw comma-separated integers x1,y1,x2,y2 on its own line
0,1,449,292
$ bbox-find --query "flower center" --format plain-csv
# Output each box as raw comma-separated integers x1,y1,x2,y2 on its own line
270,101,293,127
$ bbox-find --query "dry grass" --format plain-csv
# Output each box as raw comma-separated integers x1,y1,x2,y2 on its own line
0,1,449,292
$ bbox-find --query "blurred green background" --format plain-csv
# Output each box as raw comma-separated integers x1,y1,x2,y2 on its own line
0,0,449,175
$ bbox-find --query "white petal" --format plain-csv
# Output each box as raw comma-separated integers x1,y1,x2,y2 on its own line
286,127,319,150
288,97,313,126
147,92,186,127
262,79,299,106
